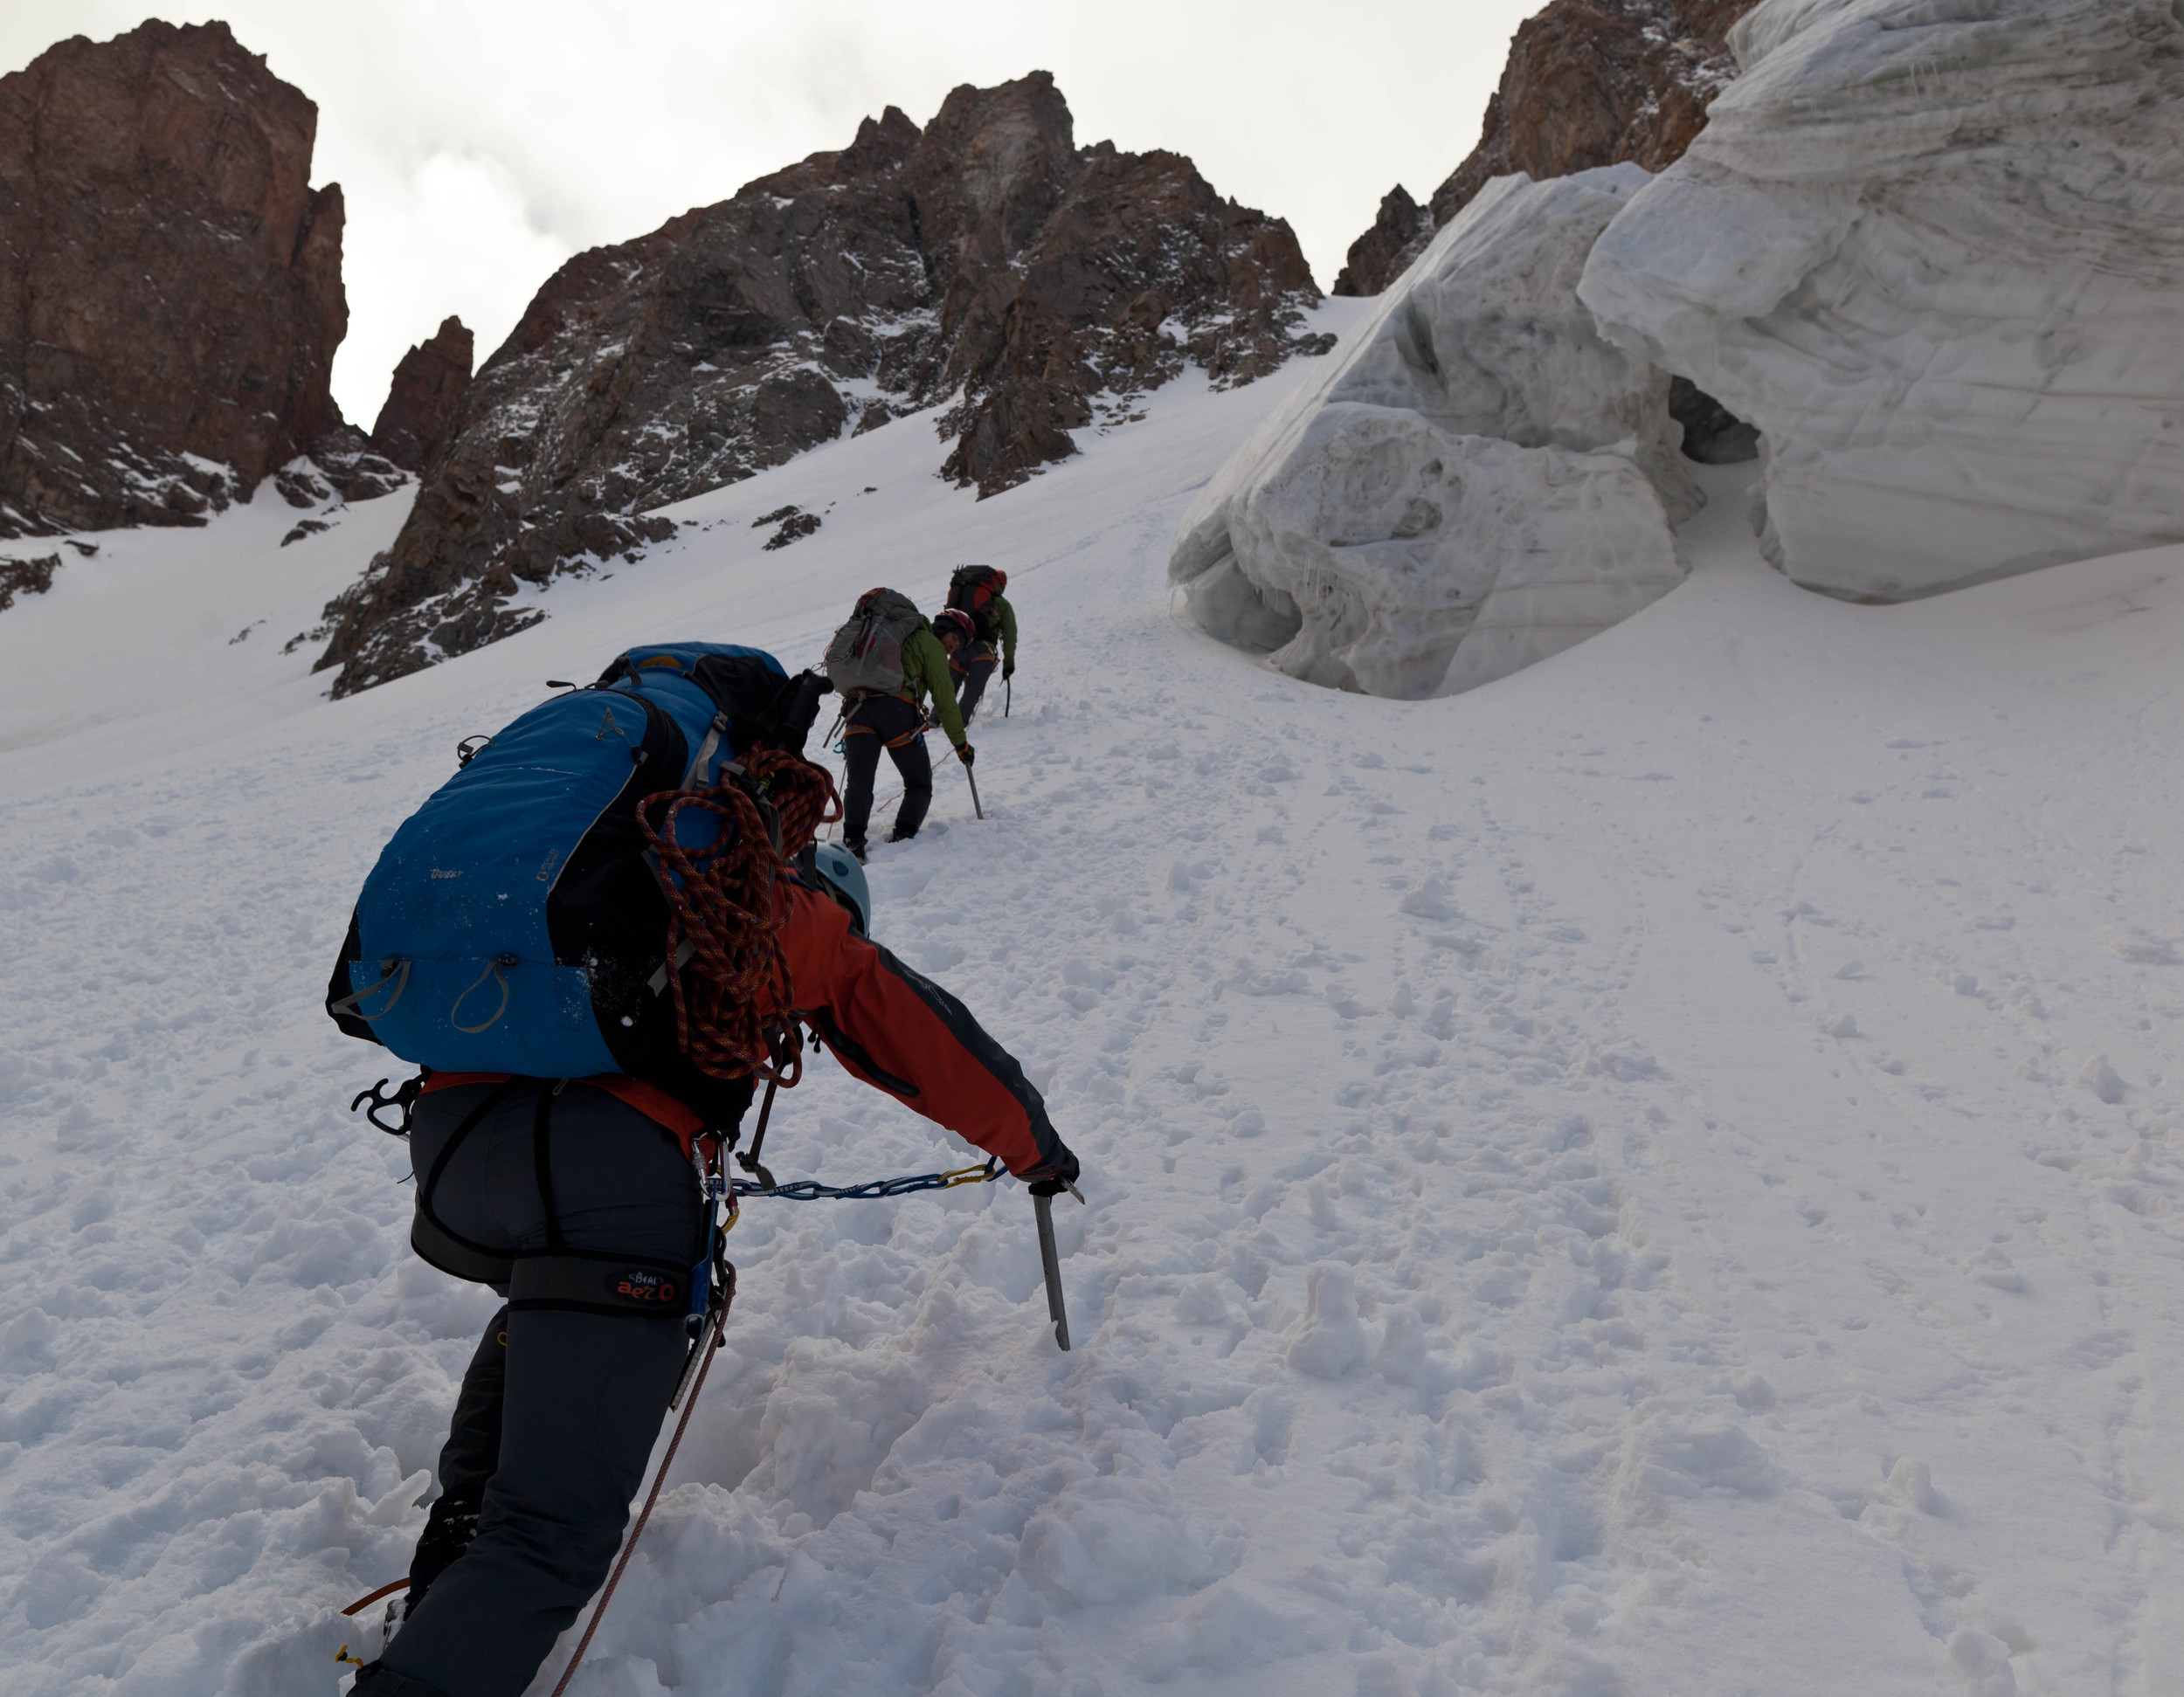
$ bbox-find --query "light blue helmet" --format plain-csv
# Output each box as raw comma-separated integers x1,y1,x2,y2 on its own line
809,841,872,937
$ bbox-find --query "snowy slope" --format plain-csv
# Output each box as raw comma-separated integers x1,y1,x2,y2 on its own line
3,293,2182,1696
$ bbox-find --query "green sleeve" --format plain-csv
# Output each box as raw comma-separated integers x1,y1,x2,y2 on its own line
907,628,967,747
996,595,1018,669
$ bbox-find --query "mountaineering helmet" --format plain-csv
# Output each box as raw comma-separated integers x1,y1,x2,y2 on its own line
809,841,872,937
933,607,977,646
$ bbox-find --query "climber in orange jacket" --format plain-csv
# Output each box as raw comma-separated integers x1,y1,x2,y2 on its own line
345,857,1075,1697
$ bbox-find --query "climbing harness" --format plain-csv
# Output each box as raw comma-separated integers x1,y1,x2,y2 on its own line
347,1067,1004,1208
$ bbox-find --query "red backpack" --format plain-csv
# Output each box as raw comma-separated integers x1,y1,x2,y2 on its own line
947,566,1008,644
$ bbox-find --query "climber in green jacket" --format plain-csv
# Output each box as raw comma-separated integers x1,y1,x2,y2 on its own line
943,565,1016,721
829,592,969,859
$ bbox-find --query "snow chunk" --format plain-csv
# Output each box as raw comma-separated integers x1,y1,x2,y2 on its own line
1948,1627,2019,1697
2078,1052,2126,1105
1018,1477,1235,1606
1579,0,2184,600
1644,1425,1777,1498
1171,167,1695,698
1285,1261,1371,1379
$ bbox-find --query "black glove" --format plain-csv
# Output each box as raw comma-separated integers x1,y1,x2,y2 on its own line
771,670,831,755
958,742,976,767
1002,661,1015,679
1026,1143,1080,1197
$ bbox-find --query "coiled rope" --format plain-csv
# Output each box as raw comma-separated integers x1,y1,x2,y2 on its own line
633,750,840,1086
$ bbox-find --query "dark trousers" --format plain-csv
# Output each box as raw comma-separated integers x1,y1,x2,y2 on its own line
377,1083,702,1697
953,647,998,723
841,692,931,846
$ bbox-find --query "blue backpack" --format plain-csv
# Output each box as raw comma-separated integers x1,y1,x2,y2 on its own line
326,643,813,1122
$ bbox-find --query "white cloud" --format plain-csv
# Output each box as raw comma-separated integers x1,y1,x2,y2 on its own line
328,146,574,424
3,0,1536,423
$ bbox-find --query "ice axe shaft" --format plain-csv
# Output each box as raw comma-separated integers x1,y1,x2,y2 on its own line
1034,1191,1070,1351
959,747,985,820
1004,676,1011,718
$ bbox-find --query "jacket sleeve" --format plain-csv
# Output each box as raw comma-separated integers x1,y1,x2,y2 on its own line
909,628,967,747
773,883,1066,1177
996,596,1018,671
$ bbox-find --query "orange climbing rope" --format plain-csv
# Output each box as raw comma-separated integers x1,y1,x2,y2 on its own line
632,750,840,1086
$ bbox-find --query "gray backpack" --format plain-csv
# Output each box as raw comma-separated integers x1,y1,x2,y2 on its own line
824,589,924,695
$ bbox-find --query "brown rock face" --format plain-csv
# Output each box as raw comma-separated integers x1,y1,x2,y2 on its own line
1331,185,1425,299
319,71,1325,697
0,20,352,535
1332,0,1759,295
370,316,474,473
937,144,1328,493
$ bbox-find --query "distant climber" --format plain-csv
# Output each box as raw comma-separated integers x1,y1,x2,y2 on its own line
326,641,1075,1697
823,588,971,860
945,564,1016,718
934,607,996,725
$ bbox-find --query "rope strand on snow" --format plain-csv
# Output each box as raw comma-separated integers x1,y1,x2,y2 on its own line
546,1265,736,1697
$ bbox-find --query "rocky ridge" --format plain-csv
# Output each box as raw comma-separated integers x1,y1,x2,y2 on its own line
1333,0,1759,295
370,317,473,473
0,21,396,540
316,72,1327,697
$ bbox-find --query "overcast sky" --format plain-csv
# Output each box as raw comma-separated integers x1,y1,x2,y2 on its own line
3,3,1538,425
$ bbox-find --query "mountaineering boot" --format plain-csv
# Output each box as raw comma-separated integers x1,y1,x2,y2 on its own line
843,837,867,863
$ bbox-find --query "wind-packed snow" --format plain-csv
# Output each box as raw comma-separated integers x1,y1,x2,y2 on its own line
1578,0,2184,601
1170,168,1697,699
3,292,2183,1696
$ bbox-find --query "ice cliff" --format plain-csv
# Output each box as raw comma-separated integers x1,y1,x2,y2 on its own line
1183,0,2184,698
1169,167,1694,698
1579,0,2184,600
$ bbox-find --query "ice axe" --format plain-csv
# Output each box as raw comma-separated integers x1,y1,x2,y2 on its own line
1032,1178,1082,1351
1004,675,1011,718
957,744,985,820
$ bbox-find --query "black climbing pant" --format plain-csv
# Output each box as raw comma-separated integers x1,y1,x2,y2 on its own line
841,690,932,847
402,1309,507,1610
952,645,998,724
376,1082,702,1697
